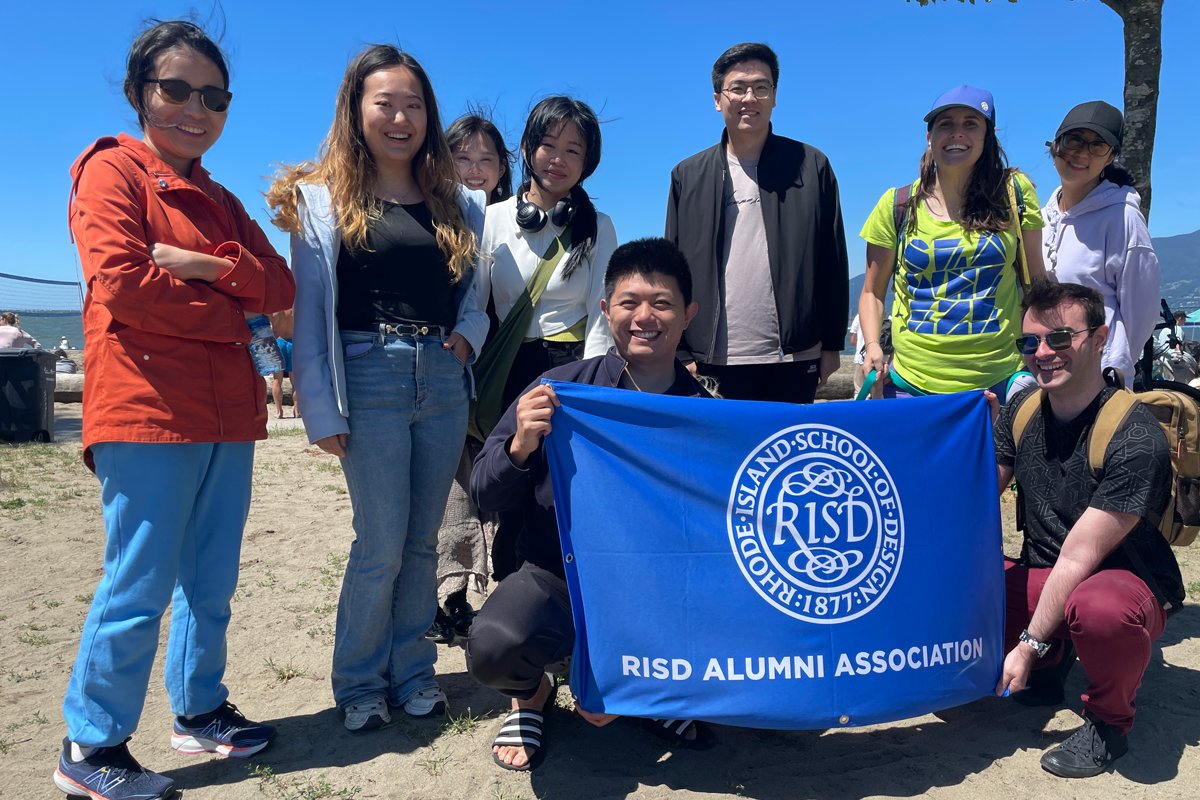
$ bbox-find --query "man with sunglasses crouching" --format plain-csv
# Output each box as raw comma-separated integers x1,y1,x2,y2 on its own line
991,279,1183,778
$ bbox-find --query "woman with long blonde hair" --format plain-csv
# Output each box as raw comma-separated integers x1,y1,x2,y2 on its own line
268,44,487,731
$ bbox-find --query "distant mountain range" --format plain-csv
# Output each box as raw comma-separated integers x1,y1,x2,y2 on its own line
847,228,1200,318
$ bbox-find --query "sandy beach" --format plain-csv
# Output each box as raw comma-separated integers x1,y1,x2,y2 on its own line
1,402,1197,800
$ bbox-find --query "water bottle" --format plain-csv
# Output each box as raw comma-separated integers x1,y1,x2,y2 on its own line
247,314,285,376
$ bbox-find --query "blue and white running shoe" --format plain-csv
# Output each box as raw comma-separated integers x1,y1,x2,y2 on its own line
53,736,174,799
170,701,275,758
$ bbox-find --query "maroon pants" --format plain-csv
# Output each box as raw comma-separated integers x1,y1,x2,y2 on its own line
1004,559,1166,734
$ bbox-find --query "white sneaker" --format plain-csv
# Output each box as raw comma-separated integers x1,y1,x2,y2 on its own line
343,697,390,731
403,686,447,718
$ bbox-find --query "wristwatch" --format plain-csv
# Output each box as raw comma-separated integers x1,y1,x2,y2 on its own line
1019,629,1051,658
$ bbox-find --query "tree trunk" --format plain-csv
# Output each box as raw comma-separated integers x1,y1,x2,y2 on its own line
1100,0,1164,222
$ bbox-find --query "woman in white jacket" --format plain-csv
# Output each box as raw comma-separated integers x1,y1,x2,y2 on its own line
267,45,487,732
474,96,616,581
1042,101,1160,383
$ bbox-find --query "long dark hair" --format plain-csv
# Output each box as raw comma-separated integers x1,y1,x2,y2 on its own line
905,116,1019,235
447,113,514,203
519,96,602,280
124,20,229,130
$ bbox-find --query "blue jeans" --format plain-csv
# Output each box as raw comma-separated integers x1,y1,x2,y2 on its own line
63,441,254,747
332,329,469,708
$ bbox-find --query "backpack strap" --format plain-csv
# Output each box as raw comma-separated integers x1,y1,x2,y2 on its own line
1010,387,1044,453
1085,391,1142,480
1009,388,1044,534
891,184,914,276
1006,173,1031,290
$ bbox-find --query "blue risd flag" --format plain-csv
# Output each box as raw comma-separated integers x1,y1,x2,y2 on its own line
544,383,1004,730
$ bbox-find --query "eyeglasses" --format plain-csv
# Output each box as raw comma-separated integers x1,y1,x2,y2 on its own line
145,79,232,113
720,83,774,100
1014,327,1099,355
1056,133,1112,158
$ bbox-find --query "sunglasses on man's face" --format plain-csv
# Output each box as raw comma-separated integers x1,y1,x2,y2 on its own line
1014,327,1098,355
145,78,232,113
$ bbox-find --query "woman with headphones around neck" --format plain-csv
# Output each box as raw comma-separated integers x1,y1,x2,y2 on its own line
473,96,616,582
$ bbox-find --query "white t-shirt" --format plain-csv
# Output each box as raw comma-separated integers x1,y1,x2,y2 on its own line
849,314,866,365
714,152,820,366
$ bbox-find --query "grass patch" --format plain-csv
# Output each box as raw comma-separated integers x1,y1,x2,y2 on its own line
267,426,307,438
418,746,450,776
75,593,93,604
321,485,347,494
0,499,25,510
256,571,277,589
44,599,62,608
18,633,51,647
306,623,334,639
312,603,337,615
318,552,348,589
5,711,48,731
1188,581,1200,601
6,669,43,683
265,657,306,683
249,764,360,799
315,461,342,474
441,707,484,736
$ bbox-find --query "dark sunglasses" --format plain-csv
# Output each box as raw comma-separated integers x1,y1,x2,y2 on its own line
145,79,232,113
1015,327,1098,355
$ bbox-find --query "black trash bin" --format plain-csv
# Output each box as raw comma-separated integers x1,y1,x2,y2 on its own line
0,349,56,443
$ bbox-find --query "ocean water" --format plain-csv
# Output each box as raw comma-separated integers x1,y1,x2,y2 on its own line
5,312,84,349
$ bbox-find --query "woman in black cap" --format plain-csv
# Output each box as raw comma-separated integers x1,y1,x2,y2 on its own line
1040,101,1160,384
856,85,1046,402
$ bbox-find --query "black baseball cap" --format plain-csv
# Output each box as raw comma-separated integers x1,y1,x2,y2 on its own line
1055,101,1124,149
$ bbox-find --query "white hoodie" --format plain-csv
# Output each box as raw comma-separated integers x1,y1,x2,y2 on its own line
1042,180,1161,382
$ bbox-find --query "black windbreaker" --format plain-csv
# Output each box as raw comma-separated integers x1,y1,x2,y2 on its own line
665,129,850,363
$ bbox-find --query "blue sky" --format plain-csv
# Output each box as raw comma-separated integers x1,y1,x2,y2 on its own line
4,0,1198,286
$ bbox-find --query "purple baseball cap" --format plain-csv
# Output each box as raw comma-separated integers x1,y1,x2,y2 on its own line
924,85,996,126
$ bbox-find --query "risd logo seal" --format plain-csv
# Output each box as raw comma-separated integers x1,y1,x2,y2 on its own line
727,424,904,624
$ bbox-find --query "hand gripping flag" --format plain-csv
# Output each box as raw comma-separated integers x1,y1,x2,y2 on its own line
544,383,1004,730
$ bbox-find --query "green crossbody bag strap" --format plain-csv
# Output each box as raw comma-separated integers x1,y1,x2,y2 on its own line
467,231,572,442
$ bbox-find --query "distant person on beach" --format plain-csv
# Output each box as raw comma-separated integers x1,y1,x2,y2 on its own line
849,313,866,394
268,308,299,419
469,238,716,771
0,312,42,348
427,114,515,646
666,42,849,403
269,45,487,732
858,85,1047,404
992,280,1182,778
470,98,616,584
56,19,294,800
1041,101,1160,384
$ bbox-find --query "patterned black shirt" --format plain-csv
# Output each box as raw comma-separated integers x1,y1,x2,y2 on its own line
994,387,1184,606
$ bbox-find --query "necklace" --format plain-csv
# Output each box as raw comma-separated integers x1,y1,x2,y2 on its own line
624,367,643,393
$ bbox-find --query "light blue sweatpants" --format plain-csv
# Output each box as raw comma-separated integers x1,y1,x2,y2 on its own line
62,441,254,747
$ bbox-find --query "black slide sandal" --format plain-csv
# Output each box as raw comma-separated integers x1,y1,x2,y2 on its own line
639,717,717,750
492,709,546,771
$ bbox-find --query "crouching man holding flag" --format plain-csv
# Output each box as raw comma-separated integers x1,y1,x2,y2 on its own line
468,238,716,770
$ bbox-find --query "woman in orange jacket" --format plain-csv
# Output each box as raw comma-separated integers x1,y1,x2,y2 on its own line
55,20,294,800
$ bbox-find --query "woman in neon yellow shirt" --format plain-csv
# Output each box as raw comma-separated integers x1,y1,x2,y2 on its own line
857,85,1046,401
